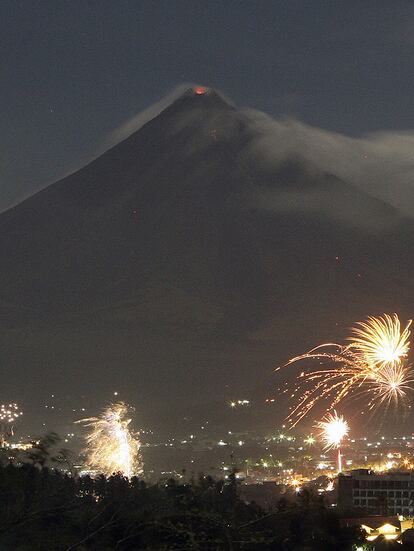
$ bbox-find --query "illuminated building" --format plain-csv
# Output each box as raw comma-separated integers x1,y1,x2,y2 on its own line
362,520,400,541
342,516,414,542
339,469,414,516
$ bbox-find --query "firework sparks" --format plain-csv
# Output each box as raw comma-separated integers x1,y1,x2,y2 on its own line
349,314,411,368
279,314,413,427
0,403,23,446
316,411,349,473
0,403,22,423
369,362,414,407
317,411,349,451
77,402,143,478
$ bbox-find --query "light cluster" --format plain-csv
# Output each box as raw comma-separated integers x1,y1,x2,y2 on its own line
0,403,23,445
0,403,22,423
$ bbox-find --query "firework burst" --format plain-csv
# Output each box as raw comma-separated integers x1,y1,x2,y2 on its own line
0,403,22,423
279,314,413,427
369,361,414,408
316,411,349,451
0,403,23,445
316,411,349,473
77,402,143,478
349,314,411,368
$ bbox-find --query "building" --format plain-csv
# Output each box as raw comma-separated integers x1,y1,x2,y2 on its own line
338,469,414,516
341,516,414,543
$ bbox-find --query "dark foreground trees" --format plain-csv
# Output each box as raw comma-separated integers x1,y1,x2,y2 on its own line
0,462,363,550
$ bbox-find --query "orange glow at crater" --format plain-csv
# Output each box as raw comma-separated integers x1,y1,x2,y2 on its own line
194,86,208,95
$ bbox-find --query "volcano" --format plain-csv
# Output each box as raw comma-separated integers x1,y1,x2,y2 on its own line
2,86,413,428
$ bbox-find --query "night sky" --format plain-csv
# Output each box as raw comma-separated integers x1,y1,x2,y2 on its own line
2,1,414,211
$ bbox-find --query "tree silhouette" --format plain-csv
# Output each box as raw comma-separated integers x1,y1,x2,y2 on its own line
0,455,364,550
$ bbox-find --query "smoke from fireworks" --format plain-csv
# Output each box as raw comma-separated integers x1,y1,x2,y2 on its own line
77,402,143,478
278,314,413,427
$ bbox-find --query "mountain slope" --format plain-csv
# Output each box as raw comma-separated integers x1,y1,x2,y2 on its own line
1,87,413,429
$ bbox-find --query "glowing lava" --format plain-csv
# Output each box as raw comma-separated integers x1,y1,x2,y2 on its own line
194,86,208,95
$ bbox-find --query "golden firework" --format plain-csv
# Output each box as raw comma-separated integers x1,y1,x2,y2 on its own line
316,411,349,473
77,402,143,478
0,403,23,446
368,361,414,408
349,314,411,369
316,411,349,451
0,403,22,423
279,314,413,427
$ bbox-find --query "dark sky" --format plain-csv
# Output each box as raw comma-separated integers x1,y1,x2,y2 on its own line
2,0,414,211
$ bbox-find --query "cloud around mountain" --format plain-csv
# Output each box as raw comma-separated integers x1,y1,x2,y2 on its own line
243,111,414,218
105,86,414,219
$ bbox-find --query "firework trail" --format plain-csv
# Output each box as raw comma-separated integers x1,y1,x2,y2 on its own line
278,314,413,427
77,402,143,478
